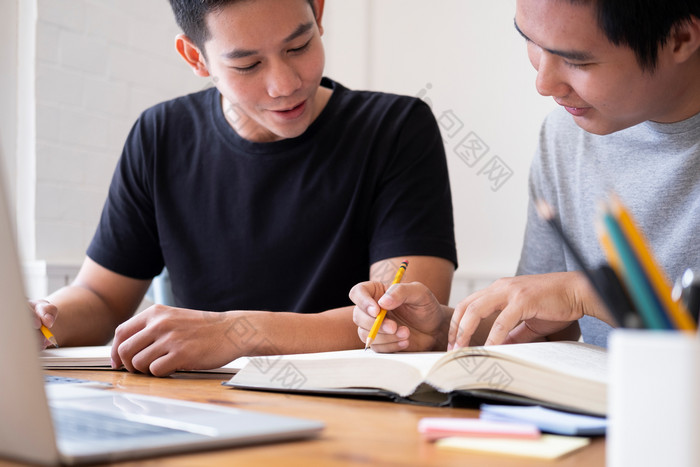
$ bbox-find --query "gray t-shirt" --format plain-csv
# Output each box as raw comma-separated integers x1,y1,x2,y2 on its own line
517,107,700,347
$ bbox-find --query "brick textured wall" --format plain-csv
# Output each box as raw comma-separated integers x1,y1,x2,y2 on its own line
34,0,203,262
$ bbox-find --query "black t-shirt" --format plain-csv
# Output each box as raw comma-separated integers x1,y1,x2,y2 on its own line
87,78,457,313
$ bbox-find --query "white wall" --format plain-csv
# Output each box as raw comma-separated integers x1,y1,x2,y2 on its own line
5,0,555,302
6,0,206,296
32,0,203,264
0,0,19,229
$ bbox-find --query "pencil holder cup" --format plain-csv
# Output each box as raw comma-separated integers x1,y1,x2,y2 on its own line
607,330,700,467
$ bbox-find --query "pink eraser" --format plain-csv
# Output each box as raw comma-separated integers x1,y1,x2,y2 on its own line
418,417,541,441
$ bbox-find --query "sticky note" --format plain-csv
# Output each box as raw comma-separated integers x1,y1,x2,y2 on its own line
436,434,590,460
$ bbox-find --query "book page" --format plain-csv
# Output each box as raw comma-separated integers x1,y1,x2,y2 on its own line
230,349,448,396
422,341,608,415
251,349,446,375
357,350,448,375
40,346,247,374
473,342,607,383
40,346,112,367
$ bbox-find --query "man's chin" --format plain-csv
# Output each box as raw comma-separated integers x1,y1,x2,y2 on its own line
571,114,633,136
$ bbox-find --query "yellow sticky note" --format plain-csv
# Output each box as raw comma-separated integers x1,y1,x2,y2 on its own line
436,434,590,460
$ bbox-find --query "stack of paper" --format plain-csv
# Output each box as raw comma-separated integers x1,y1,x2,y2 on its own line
479,404,607,436
421,404,604,460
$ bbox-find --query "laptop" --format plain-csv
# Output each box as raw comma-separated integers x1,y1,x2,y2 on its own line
0,169,323,465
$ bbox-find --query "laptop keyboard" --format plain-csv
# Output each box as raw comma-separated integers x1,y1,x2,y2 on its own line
44,375,93,385
51,407,185,441
44,374,112,388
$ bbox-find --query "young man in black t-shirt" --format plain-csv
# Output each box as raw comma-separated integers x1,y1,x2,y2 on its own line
31,0,457,376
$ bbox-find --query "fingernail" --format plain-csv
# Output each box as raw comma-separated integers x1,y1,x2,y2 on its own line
378,295,392,307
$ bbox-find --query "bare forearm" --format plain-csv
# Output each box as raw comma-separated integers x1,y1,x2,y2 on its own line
227,306,362,356
41,257,151,347
47,285,125,346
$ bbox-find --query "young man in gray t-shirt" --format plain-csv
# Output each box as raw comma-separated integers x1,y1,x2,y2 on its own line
350,0,700,352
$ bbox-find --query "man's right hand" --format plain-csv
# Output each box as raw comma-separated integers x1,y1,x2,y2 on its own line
349,281,450,353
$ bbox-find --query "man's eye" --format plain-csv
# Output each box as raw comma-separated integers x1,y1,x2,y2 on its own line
233,62,260,73
290,39,311,53
565,61,591,69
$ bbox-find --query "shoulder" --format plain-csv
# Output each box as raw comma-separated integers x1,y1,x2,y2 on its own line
136,87,217,129
324,78,434,126
120,87,218,167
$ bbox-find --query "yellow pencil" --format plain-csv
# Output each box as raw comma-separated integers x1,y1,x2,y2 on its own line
609,194,696,331
365,260,409,350
40,325,58,348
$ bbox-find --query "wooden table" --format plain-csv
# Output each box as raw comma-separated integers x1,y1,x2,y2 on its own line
1,369,604,466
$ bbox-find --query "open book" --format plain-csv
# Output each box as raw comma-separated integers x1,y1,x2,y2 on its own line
40,346,249,374
225,341,607,416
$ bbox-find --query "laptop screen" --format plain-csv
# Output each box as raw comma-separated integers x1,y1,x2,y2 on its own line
0,165,63,464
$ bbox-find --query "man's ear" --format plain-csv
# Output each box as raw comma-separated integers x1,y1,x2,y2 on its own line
175,34,210,77
313,0,325,35
669,15,700,64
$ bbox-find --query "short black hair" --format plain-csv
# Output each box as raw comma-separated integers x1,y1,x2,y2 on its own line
168,0,317,58
568,0,700,71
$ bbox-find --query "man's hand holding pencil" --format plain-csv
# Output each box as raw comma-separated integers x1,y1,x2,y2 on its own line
350,278,450,353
